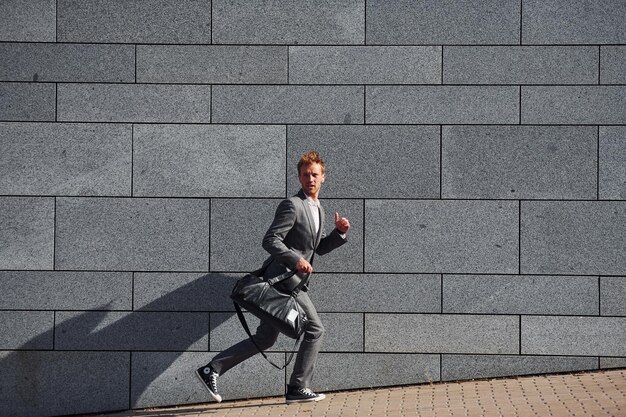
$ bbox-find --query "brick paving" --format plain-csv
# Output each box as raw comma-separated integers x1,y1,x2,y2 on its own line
93,369,625,417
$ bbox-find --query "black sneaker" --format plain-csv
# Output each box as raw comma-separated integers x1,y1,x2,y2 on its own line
285,386,326,404
195,365,222,403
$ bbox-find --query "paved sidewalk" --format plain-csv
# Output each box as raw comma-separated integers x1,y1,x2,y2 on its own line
94,369,625,417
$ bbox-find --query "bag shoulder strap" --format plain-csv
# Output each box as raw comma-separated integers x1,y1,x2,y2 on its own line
233,302,299,370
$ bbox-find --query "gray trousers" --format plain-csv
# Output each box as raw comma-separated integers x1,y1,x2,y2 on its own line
208,291,325,389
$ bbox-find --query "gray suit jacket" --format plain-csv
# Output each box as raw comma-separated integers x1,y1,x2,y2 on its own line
260,189,347,292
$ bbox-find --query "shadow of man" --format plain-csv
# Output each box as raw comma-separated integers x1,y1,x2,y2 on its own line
0,272,249,417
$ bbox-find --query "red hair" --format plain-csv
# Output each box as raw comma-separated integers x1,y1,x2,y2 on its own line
297,151,325,175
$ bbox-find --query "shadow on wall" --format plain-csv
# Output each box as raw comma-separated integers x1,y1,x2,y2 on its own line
1,273,241,417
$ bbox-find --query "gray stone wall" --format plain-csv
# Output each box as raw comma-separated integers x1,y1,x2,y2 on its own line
1,1,625,416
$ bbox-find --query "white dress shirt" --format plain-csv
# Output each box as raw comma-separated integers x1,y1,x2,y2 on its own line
305,196,320,234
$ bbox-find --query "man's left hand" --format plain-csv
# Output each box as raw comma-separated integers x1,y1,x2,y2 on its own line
335,212,350,234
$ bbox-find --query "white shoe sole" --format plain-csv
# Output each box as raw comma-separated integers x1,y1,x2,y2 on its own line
195,369,223,403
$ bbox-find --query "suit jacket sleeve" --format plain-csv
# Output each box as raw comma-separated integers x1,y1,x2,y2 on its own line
316,228,347,256
261,198,301,269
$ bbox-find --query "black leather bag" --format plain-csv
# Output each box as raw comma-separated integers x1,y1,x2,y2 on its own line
231,271,308,339
230,268,309,369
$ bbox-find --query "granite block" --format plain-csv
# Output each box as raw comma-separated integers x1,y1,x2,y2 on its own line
289,353,441,391
213,0,364,44
601,46,626,84
133,272,240,312
210,199,281,272
320,313,365,352
287,125,440,198
0,43,135,83
442,355,598,381
443,275,598,315
0,197,54,270
601,277,626,316
0,122,132,196
522,316,626,356
522,0,626,44
210,312,363,352
444,46,598,84
131,352,284,407
599,126,626,200
0,351,129,417
309,273,441,313
289,46,441,84
212,85,363,124
137,45,287,84
57,0,211,44
442,126,597,200
57,84,211,123
366,86,519,124
211,198,362,273
133,124,286,198
600,357,626,369
55,311,209,351
0,271,131,310
55,197,210,271
521,201,626,275
0,311,53,349
365,200,518,274
365,314,519,354
521,86,626,124
367,0,519,44
0,83,55,121
0,0,55,42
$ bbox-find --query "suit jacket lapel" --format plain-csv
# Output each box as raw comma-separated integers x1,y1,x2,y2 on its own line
316,204,325,247
298,190,317,248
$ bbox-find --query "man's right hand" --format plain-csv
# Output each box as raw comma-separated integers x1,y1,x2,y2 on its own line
295,257,313,273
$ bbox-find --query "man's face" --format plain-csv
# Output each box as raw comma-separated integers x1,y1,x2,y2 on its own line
298,163,325,198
